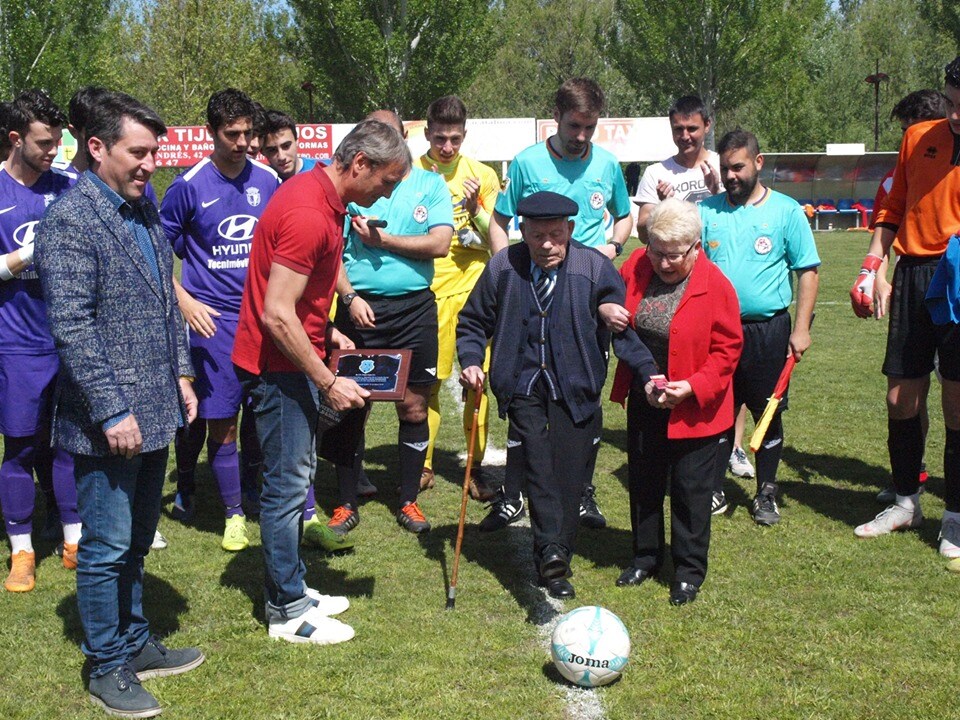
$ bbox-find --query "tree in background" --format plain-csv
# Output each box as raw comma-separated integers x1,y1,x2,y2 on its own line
290,0,492,121
796,0,955,152
605,0,826,148
918,0,960,45
0,0,110,105
103,0,310,125
464,0,644,118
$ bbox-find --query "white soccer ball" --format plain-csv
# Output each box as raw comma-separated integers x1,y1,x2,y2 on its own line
550,605,631,688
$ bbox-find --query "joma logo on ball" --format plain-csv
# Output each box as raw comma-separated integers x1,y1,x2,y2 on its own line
568,654,609,669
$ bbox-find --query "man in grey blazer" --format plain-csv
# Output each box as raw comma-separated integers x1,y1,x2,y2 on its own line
36,91,203,719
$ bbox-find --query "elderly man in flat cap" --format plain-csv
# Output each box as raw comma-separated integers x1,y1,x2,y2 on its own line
457,190,657,599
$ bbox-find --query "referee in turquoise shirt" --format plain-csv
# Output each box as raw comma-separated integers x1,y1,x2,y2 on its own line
700,129,820,527
333,111,453,537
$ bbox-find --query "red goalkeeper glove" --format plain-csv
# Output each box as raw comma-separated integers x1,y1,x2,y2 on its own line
850,253,883,318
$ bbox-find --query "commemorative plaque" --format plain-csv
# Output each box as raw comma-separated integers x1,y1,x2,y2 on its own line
328,348,412,401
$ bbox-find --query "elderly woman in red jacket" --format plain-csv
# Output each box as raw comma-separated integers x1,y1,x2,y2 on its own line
610,198,742,606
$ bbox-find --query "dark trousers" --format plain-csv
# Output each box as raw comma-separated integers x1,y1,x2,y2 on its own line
508,379,595,572
714,311,791,494
627,395,720,587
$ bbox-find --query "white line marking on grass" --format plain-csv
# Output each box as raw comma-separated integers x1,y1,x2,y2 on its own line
444,376,606,720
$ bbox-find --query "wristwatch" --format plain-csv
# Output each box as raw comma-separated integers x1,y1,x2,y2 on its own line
341,292,358,308
608,241,624,257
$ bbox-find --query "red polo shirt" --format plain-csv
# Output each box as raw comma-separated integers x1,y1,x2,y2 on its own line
233,166,346,374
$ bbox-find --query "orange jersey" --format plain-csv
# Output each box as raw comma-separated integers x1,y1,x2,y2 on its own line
874,119,960,257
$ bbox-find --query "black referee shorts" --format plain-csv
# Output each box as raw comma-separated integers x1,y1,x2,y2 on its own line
334,287,439,387
882,256,960,381
733,310,792,416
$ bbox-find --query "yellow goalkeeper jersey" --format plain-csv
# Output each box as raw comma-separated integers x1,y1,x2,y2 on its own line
418,152,501,298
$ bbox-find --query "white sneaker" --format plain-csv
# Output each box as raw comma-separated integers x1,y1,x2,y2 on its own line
728,447,755,478
938,516,960,559
268,606,355,645
151,530,168,550
854,503,923,538
304,586,350,616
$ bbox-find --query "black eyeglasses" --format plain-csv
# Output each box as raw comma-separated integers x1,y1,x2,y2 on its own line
646,242,698,264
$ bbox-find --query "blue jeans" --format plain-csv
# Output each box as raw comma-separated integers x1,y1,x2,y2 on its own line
74,448,167,678
241,370,318,623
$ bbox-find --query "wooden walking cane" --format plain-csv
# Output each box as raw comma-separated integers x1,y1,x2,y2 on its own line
447,380,484,610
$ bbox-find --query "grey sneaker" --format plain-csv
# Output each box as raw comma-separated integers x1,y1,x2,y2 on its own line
751,483,781,526
88,665,161,718
938,515,960,559
728,447,755,478
854,502,923,538
130,636,205,681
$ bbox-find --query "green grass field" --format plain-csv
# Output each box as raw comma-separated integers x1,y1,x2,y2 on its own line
1,232,957,720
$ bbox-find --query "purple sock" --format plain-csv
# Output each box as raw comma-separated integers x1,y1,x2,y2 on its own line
1,436,36,537
175,420,207,497
304,485,317,521
51,448,79,525
208,440,243,517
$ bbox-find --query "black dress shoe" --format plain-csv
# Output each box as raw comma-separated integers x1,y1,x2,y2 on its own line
669,581,699,606
540,577,575,599
616,567,654,587
539,550,569,580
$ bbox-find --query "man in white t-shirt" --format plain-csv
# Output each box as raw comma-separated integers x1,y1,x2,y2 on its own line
634,95,721,242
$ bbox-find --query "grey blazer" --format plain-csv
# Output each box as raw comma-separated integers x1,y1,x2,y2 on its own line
35,173,193,457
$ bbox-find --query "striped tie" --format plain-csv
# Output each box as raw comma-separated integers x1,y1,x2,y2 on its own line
534,269,554,310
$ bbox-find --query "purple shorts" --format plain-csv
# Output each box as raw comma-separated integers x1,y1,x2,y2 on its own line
190,314,245,420
0,352,58,437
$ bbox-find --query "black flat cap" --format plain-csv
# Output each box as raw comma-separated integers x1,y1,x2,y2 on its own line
517,191,578,219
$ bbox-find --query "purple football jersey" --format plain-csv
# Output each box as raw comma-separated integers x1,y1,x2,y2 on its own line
0,166,76,354
160,157,279,314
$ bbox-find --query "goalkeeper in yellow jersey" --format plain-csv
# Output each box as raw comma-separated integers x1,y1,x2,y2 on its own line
418,95,505,499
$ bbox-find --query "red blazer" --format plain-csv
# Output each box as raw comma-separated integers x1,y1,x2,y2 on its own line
610,248,743,439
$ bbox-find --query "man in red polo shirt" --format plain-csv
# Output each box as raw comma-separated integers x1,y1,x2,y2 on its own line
233,119,410,644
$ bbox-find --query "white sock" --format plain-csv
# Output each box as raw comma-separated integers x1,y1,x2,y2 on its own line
10,533,33,554
895,493,919,511
62,522,82,545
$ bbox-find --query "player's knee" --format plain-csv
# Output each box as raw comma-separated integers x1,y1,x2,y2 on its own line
207,418,239,443
398,406,428,424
